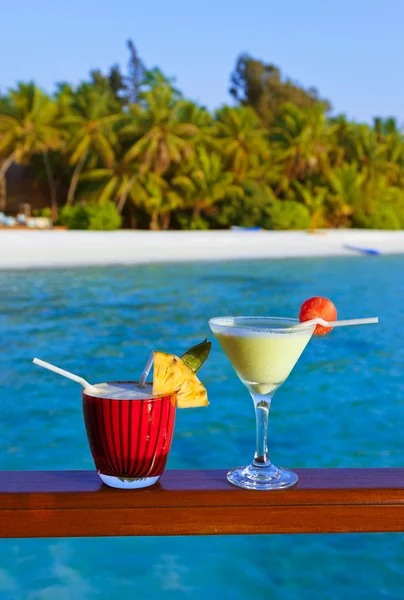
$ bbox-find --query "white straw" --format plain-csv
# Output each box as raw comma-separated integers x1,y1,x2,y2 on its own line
33,358,98,394
139,352,154,388
296,317,379,329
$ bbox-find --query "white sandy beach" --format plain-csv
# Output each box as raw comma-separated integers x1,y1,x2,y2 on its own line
1,229,404,269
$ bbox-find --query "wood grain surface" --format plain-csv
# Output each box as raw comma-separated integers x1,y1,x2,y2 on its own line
1,469,404,538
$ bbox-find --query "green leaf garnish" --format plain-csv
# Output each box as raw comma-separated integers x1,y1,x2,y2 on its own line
181,338,211,373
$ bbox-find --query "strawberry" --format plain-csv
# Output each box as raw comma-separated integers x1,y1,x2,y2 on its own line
299,296,337,336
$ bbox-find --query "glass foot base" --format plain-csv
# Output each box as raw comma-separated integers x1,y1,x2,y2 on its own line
227,463,298,490
98,473,160,489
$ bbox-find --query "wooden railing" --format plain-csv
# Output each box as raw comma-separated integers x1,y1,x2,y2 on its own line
1,469,404,538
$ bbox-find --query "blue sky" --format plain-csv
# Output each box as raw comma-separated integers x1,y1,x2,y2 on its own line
1,0,403,124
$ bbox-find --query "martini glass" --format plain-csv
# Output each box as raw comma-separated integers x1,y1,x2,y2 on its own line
209,316,316,490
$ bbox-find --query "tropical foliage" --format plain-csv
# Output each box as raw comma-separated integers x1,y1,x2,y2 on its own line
0,46,403,230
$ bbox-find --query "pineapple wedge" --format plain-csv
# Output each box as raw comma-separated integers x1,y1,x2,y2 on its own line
152,351,209,408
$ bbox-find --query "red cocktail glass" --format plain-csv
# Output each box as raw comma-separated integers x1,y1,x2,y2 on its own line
82,381,176,489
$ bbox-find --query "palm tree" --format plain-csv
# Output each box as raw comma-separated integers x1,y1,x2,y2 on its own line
121,85,197,175
215,105,269,180
0,126,15,211
80,155,183,230
143,173,184,230
0,83,64,217
59,87,122,205
54,82,75,116
327,162,365,225
79,159,146,215
142,67,182,98
173,146,244,223
292,180,328,229
382,128,404,186
272,103,337,193
175,101,217,150
340,123,397,184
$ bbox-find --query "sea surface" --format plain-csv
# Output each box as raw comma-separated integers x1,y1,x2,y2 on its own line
0,255,403,599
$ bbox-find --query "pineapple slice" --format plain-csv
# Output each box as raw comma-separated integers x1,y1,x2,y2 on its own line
152,351,209,409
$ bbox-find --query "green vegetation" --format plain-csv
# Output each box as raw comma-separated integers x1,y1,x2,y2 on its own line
268,201,311,231
59,201,122,231
0,43,403,230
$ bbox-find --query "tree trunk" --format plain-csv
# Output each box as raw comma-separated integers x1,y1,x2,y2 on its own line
273,183,283,198
129,202,137,229
117,175,136,214
150,210,159,230
161,211,171,230
0,176,6,213
43,152,58,221
0,151,17,211
67,151,88,205
192,202,201,221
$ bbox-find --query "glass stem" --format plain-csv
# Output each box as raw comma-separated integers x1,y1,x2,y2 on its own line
252,393,271,468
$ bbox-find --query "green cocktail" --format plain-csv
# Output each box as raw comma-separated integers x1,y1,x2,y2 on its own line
209,316,316,490
214,327,312,396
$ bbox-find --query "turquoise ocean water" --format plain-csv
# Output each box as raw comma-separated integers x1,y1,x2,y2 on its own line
0,255,403,599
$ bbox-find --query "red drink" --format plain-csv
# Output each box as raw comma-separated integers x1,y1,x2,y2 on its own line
82,381,176,489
